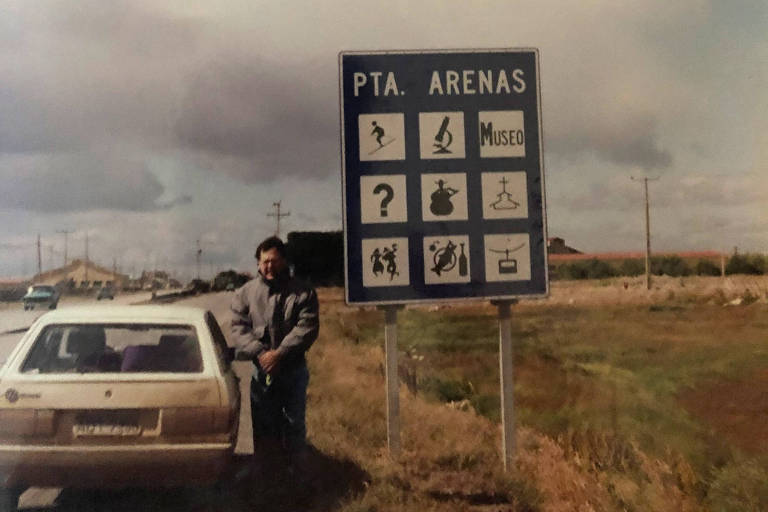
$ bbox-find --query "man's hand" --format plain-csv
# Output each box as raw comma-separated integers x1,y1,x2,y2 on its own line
258,349,282,375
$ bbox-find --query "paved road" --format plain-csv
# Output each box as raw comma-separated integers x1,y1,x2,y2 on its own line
0,292,154,333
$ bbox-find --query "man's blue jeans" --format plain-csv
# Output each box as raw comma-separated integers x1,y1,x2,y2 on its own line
250,361,309,450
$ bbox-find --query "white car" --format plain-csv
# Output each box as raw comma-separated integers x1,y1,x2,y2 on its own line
0,306,240,510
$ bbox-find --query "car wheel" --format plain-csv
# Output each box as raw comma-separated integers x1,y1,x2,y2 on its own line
49,302,57,310
0,486,23,512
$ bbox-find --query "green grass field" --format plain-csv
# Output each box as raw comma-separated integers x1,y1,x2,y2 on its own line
340,299,768,511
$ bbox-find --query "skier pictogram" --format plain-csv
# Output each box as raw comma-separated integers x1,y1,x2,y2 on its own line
368,121,395,155
490,176,521,210
430,179,458,216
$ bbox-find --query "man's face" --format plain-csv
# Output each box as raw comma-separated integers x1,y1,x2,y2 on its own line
258,247,286,281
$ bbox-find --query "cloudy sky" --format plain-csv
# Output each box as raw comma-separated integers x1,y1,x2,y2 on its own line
1,1,766,279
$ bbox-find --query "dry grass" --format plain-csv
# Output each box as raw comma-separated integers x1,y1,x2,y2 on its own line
301,286,728,511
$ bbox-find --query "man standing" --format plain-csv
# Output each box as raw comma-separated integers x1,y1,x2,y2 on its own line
230,236,319,473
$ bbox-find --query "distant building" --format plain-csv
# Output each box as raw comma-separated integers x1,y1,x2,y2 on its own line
547,237,581,255
31,259,128,291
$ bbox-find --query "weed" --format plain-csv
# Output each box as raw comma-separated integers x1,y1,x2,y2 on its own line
705,456,768,511
742,288,758,305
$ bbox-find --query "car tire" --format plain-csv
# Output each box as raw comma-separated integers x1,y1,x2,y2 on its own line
0,486,23,512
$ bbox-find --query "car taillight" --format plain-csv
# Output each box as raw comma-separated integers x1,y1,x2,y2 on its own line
0,409,55,436
161,407,232,435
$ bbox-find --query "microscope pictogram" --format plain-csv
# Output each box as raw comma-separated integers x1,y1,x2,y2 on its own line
433,115,453,154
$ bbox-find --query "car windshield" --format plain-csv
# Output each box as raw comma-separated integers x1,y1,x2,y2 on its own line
21,323,202,374
28,286,54,295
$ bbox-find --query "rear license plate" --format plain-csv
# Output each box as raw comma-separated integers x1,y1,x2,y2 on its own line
73,424,142,437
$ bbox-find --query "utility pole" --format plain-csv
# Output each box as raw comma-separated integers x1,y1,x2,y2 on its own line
84,232,89,284
631,176,659,290
196,240,202,280
37,234,42,276
267,201,290,238
56,229,74,266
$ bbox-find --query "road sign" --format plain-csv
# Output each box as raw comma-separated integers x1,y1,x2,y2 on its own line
340,49,547,305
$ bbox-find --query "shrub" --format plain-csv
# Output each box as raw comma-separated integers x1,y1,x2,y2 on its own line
725,254,766,275
695,259,721,276
706,458,768,512
651,255,691,277
619,259,645,277
419,376,473,403
557,259,617,280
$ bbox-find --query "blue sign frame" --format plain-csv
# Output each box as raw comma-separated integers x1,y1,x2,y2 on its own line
340,49,548,305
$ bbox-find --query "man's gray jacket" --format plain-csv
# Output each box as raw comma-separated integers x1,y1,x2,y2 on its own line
230,273,319,368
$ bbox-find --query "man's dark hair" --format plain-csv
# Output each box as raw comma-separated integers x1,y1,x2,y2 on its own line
255,236,287,260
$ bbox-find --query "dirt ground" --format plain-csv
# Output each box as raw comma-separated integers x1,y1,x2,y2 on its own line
681,369,768,454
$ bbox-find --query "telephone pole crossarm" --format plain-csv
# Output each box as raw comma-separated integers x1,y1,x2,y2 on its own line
267,201,291,238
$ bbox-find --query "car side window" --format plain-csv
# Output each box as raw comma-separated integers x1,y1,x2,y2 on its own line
205,312,231,373
21,326,64,373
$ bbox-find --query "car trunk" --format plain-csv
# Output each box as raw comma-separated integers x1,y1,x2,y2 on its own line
0,376,231,445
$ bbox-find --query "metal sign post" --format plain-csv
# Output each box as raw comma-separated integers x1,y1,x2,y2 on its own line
494,299,516,470
379,305,403,458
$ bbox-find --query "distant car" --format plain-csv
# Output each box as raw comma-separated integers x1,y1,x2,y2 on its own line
21,285,59,311
0,306,240,511
96,286,115,300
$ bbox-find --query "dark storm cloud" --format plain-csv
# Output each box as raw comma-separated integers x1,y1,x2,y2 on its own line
548,108,672,171
174,53,338,181
49,1,203,56
0,2,205,155
157,195,193,209
0,153,169,212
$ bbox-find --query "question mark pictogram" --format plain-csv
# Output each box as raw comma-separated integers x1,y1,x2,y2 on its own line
373,183,394,217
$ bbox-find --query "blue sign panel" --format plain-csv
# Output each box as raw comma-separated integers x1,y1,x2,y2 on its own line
340,49,547,305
